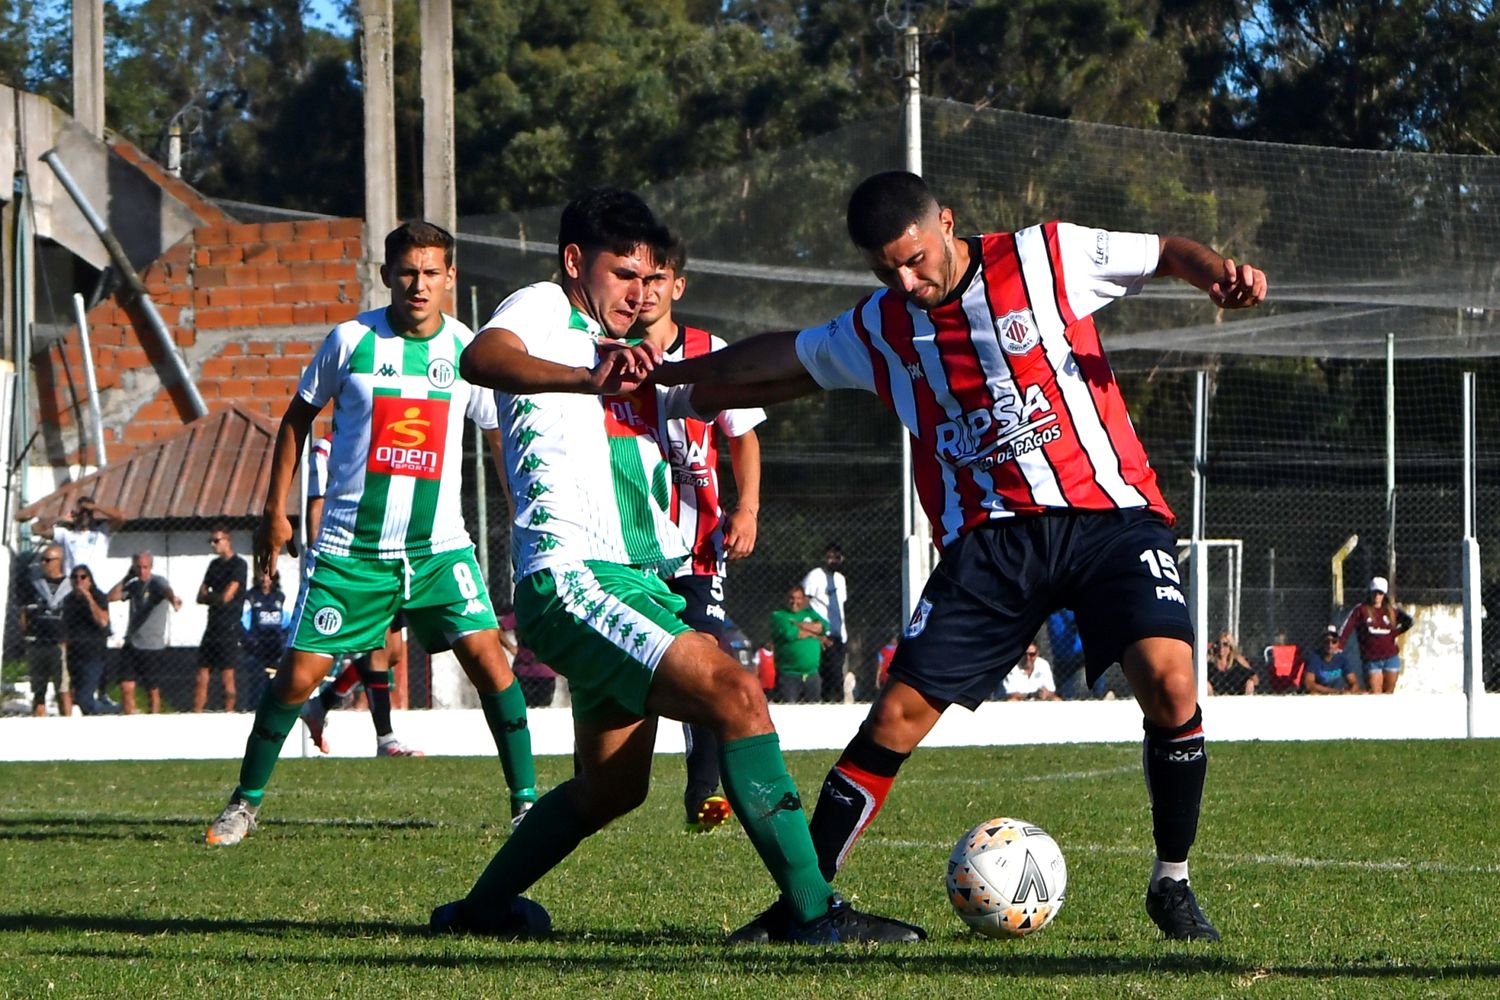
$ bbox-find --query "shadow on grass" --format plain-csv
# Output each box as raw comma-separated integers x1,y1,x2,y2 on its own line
0,815,441,842
8,914,1500,981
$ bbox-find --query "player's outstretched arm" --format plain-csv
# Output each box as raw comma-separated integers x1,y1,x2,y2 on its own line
1155,236,1268,309
460,327,660,395
256,396,319,577
652,330,805,386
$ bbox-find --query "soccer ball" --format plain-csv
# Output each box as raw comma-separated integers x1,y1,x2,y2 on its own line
946,817,1067,938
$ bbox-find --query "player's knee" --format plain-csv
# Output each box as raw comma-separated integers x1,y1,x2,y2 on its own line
705,666,771,740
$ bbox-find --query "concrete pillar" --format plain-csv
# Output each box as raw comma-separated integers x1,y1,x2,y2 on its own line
71,0,105,137
360,0,398,303
420,0,457,234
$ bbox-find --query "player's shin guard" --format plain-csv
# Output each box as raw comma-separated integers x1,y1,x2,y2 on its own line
809,726,910,881
480,683,538,809
1142,706,1207,863
234,689,303,806
719,733,831,924
682,722,722,819
466,781,598,907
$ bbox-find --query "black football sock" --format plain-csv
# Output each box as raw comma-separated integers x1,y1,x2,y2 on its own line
1143,706,1207,868
808,726,910,882
355,657,393,738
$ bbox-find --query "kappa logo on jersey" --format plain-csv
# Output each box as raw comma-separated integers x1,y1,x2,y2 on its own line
905,361,925,380
996,309,1041,356
934,384,1056,466
312,606,343,635
368,395,451,479
904,597,933,638
426,358,457,389
461,598,487,616
375,363,399,377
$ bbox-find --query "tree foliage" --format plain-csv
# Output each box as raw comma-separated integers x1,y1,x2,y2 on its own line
1,0,1498,214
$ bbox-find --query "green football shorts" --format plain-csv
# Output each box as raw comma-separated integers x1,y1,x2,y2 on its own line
513,560,691,723
290,547,497,658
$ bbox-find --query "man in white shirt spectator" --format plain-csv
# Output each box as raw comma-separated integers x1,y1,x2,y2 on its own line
47,496,127,575
802,543,849,702
1001,644,1060,701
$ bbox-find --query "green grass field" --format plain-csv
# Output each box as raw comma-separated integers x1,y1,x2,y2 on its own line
3,740,1498,999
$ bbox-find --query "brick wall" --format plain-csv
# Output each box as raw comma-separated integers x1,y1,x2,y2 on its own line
34,218,365,460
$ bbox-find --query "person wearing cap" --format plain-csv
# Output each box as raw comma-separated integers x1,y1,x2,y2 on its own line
1301,626,1361,694
1338,576,1414,694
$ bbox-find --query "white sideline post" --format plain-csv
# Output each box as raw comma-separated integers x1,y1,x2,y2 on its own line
1191,540,1209,702
1462,537,1482,738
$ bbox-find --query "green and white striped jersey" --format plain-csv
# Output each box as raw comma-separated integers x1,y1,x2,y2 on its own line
297,307,496,559
483,282,689,581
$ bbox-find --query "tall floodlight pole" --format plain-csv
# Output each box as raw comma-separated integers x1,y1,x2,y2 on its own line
361,0,398,305
1385,330,1396,590
899,23,927,627
72,0,105,138
420,0,457,233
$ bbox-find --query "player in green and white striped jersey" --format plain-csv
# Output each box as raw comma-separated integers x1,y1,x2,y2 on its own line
205,222,538,847
428,188,918,944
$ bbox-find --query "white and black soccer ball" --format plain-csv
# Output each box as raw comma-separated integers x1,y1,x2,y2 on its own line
946,816,1067,938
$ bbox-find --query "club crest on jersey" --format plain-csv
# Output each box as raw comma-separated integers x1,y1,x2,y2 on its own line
426,357,457,389
312,606,343,635
995,309,1040,356
904,598,933,638
368,395,450,479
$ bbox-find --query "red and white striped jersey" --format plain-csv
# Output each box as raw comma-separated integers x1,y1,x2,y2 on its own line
646,325,765,576
795,222,1171,553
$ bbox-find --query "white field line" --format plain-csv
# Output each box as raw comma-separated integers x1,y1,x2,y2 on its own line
872,838,1500,876
903,763,1139,785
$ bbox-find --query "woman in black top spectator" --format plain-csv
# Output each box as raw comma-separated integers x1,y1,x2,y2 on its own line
62,565,120,715
1207,630,1258,696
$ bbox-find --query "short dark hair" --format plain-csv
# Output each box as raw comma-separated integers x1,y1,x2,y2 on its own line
386,220,456,269
846,171,941,251
557,187,670,269
659,231,688,274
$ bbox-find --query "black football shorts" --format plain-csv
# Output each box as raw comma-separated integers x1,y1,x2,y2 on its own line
888,509,1195,709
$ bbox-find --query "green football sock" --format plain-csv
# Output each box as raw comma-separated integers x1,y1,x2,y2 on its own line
480,683,537,807
233,690,303,806
719,733,833,925
466,781,596,909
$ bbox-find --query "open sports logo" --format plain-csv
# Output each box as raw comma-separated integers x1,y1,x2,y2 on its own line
368,395,450,479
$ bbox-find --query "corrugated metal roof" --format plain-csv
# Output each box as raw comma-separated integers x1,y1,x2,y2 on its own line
17,403,279,524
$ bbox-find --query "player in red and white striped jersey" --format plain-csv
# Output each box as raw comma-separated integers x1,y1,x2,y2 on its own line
655,171,1268,942
632,234,765,832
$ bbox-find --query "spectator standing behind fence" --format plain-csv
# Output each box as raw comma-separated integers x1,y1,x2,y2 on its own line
802,544,849,702
1001,644,1060,701
194,526,248,712
770,585,829,704
1339,576,1413,695
243,569,291,694
22,545,71,717
47,496,126,575
61,565,119,715
1046,609,1087,699
108,551,182,714
1302,625,1361,694
1207,631,1258,695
